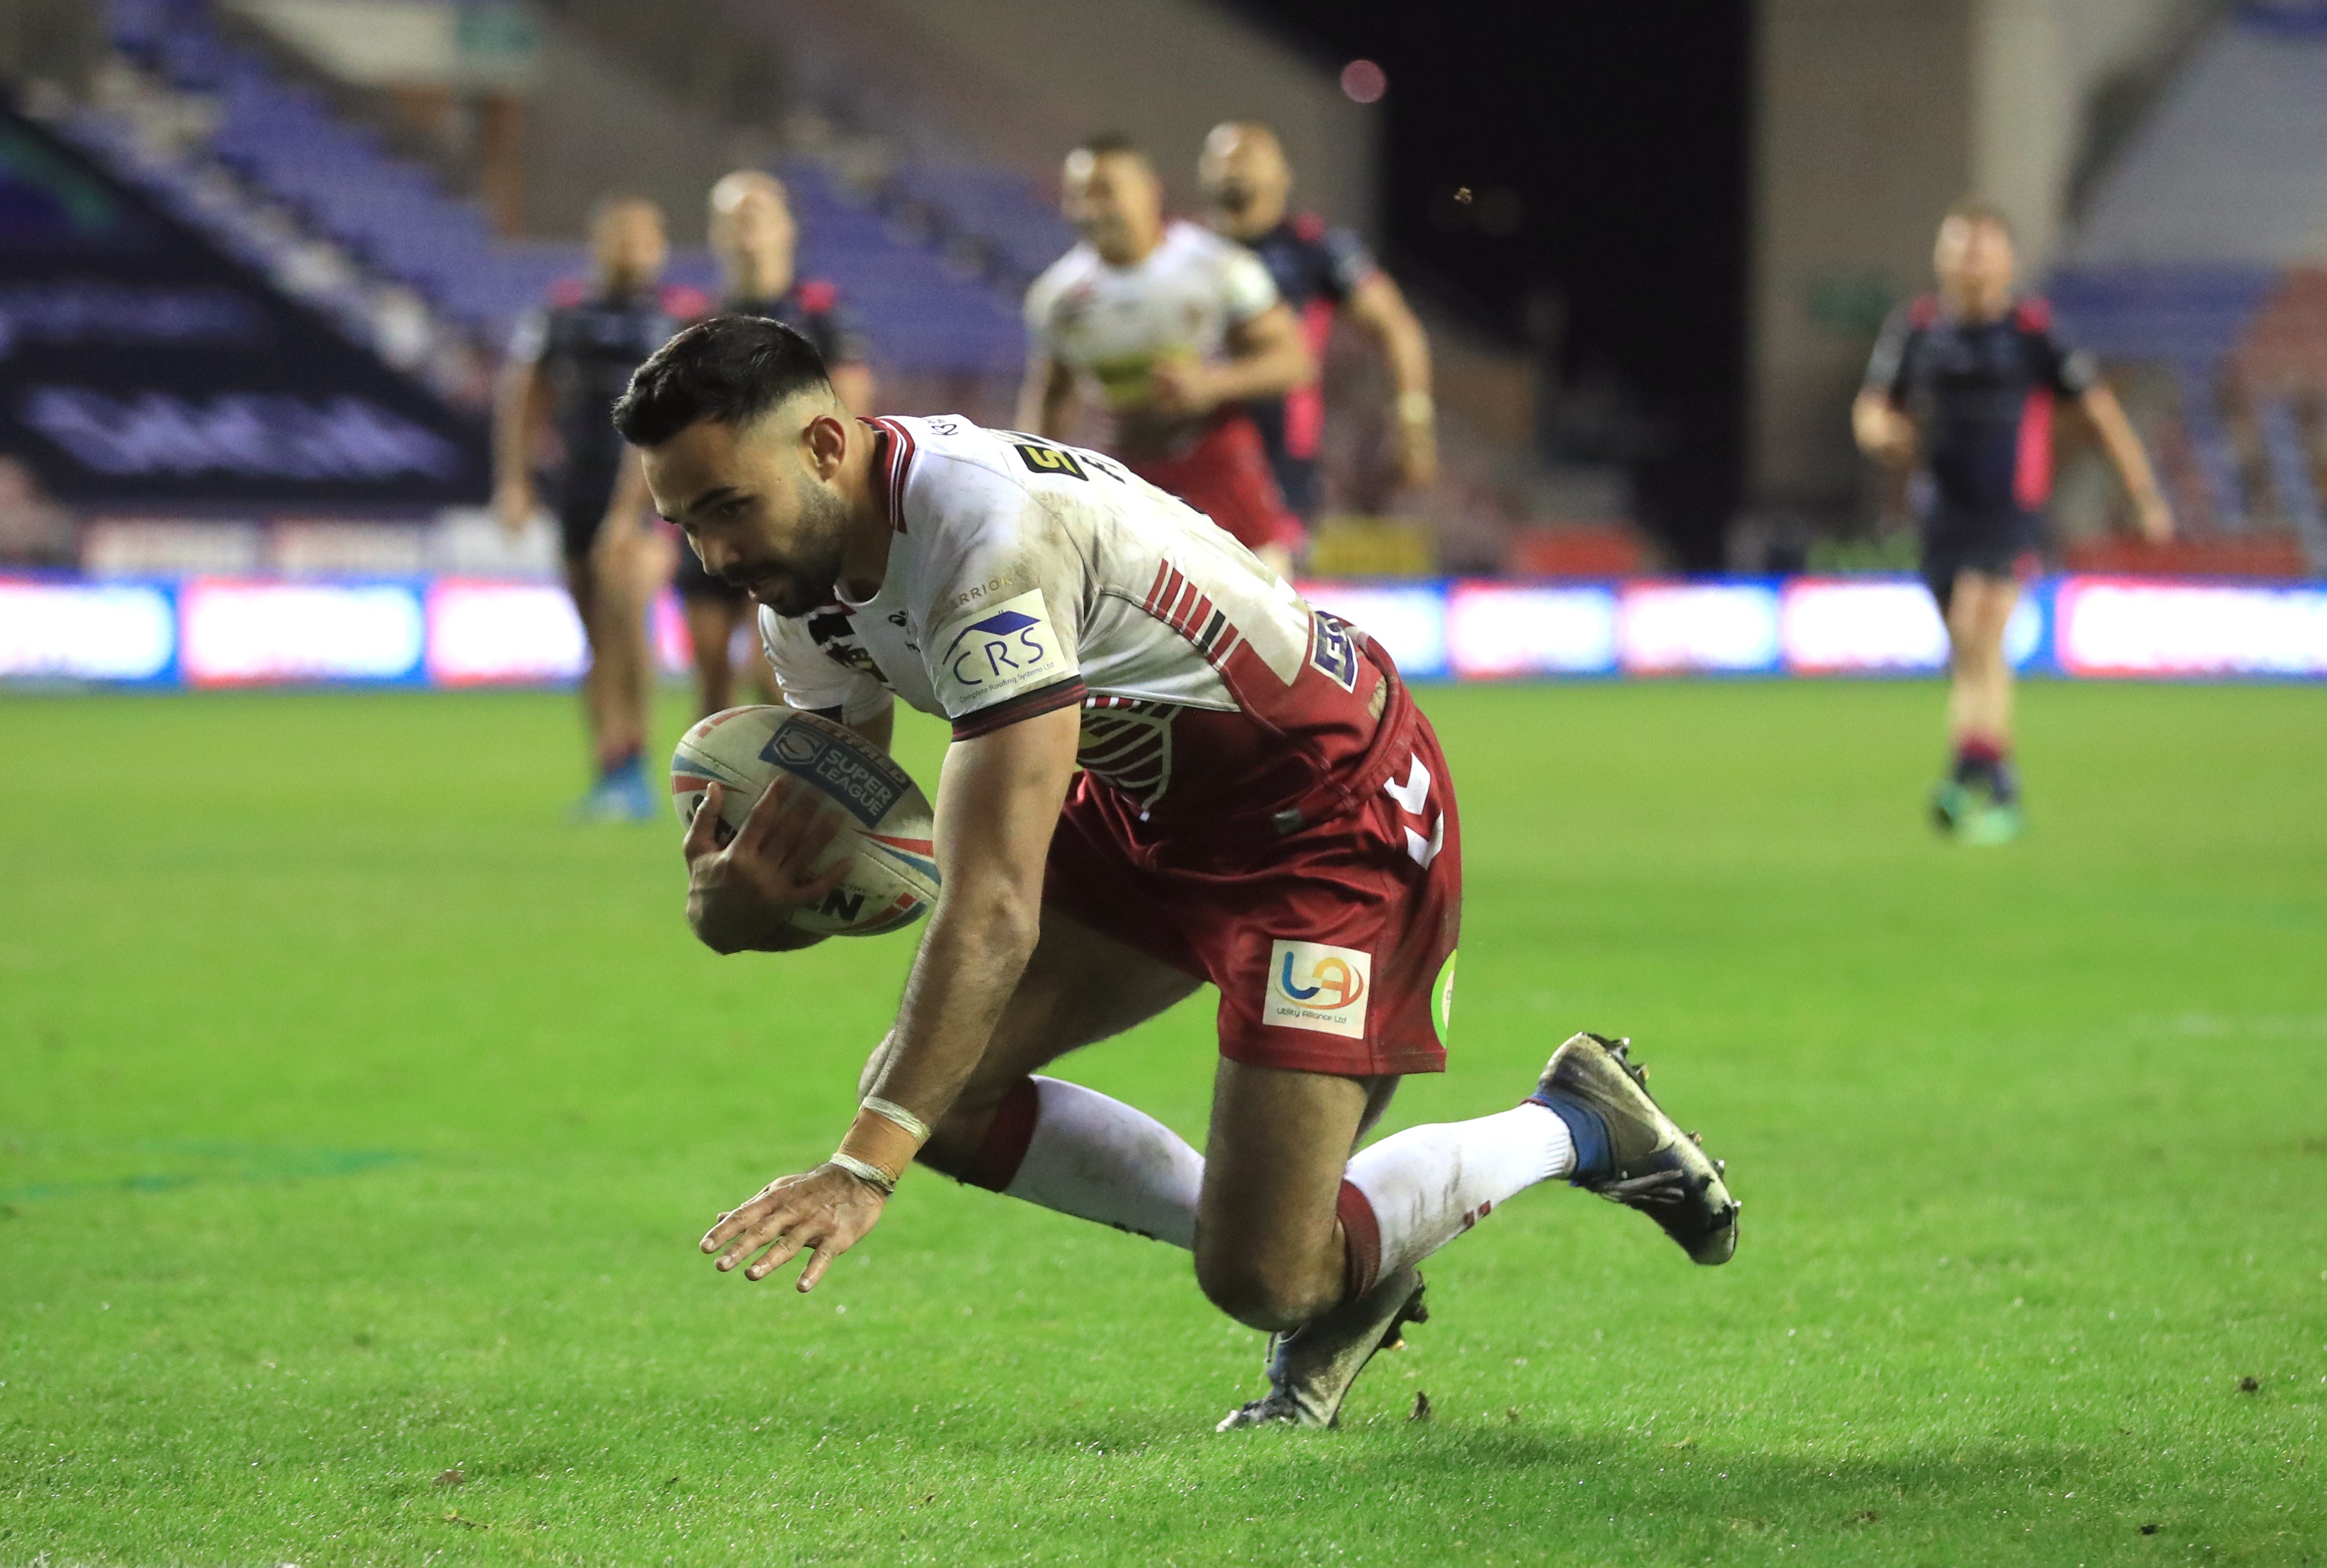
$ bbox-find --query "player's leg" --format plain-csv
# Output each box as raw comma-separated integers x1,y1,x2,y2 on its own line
557,490,612,778
592,517,673,812
1941,568,2023,838
886,902,1209,1246
682,592,739,718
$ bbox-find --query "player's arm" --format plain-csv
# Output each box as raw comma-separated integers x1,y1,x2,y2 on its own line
699,703,1082,1291
491,334,550,536
1016,349,1077,438
594,446,652,546
1343,271,1438,489
1850,388,1915,466
2078,381,2173,543
1852,306,1918,467
1151,303,1314,422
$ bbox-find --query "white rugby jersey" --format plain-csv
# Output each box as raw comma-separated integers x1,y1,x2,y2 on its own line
760,415,1404,833
1023,220,1280,418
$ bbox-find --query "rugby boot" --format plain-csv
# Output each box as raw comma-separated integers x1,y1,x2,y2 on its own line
1216,1265,1429,1431
1530,1032,1739,1265
1956,800,2023,847
1929,780,1974,838
571,756,661,824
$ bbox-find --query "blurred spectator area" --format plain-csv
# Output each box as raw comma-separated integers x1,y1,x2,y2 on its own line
6,0,1613,575
1753,0,2327,578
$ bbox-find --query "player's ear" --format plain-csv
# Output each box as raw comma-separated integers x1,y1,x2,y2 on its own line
800,407,850,481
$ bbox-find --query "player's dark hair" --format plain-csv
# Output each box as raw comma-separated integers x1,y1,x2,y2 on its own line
611,314,832,448
1944,195,2013,237
1072,131,1148,167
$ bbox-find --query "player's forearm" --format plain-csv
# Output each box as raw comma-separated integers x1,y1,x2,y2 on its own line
1211,337,1314,403
492,368,544,488
863,881,1041,1127
2084,386,2164,508
1016,359,1073,437
1352,279,1432,399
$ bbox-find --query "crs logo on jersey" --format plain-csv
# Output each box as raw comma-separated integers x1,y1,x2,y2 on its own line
1264,939,1373,1039
938,588,1072,696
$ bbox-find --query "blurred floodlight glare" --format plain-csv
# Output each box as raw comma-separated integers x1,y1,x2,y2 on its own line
1341,59,1388,103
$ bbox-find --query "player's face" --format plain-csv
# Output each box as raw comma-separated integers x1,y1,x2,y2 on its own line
594,202,668,291
1063,151,1161,256
712,182,796,270
643,412,850,620
1935,216,2015,316
1199,126,1288,225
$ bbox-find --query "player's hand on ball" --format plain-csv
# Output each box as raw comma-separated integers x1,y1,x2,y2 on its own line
1146,359,1220,419
702,1164,887,1291
681,777,854,953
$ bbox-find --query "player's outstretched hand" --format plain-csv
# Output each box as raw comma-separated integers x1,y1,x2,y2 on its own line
702,1164,887,1292
681,778,854,953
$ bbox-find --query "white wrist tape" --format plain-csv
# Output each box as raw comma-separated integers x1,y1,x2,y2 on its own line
860,1096,932,1143
828,1152,897,1195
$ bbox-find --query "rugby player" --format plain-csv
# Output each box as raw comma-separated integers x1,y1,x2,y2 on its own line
614,316,1739,1429
676,170,877,717
1199,121,1438,514
1854,198,2172,842
1020,134,1315,578
494,195,698,820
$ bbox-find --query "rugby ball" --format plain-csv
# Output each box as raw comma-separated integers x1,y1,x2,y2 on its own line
669,706,939,938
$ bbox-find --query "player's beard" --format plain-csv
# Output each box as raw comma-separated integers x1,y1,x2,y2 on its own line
741,475,851,619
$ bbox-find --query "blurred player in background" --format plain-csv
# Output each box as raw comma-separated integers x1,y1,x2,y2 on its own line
675,170,878,717
494,195,697,820
615,317,1738,1431
1854,198,2171,844
1020,134,1315,577
1199,121,1438,515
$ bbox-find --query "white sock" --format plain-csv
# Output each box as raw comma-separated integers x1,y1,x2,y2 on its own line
1341,1102,1573,1290
988,1077,1204,1249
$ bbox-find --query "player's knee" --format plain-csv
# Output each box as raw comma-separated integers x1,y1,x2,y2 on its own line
1194,1246,1339,1332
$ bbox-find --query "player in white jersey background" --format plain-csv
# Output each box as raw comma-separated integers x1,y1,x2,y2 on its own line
1020,134,1316,578
612,316,1739,1428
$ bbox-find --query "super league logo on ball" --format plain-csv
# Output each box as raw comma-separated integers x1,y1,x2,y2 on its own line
760,723,906,829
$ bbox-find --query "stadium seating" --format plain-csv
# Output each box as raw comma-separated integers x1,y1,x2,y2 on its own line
58,0,1028,378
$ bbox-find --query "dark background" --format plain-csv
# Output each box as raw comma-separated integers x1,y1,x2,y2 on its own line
1219,1,1753,569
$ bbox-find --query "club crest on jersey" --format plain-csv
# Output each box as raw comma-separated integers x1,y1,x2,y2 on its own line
937,588,1071,698
1310,609,1360,692
1264,940,1372,1039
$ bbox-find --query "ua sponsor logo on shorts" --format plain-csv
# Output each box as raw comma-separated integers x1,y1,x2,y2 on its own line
1264,939,1372,1039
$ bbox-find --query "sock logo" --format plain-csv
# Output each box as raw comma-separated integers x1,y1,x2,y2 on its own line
1264,940,1372,1038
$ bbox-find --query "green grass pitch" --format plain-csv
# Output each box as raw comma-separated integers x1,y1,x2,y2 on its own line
4,679,2323,1565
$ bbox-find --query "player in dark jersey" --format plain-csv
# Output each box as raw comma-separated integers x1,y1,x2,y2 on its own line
1855,198,2171,844
673,170,878,718
494,195,702,820
1199,122,1437,516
